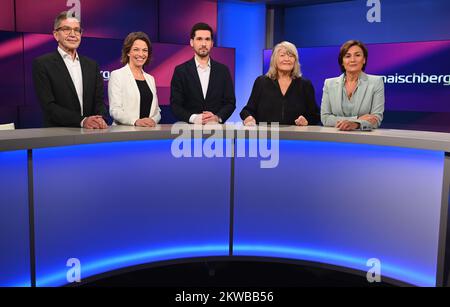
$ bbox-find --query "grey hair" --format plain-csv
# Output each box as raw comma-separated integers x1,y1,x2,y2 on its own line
266,41,302,80
53,11,80,30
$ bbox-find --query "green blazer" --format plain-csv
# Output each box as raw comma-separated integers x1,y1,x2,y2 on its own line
320,72,385,130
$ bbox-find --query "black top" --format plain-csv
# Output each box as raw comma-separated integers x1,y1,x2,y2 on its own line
170,58,236,123
135,79,153,119
32,51,107,127
240,75,320,125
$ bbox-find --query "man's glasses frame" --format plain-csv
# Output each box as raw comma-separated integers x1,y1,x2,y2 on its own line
55,26,83,36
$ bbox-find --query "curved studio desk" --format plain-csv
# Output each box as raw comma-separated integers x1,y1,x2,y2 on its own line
0,124,449,287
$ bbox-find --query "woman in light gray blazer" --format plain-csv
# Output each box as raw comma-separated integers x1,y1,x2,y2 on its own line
321,40,384,131
109,32,161,127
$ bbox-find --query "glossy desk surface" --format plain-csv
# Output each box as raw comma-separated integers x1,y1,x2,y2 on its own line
0,124,449,287
0,125,450,152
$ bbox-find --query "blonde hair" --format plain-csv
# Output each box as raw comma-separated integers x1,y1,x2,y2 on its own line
266,41,302,80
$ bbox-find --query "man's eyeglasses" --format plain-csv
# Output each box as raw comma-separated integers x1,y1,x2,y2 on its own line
55,26,83,36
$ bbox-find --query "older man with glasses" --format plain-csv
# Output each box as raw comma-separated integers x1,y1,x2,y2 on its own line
32,11,108,128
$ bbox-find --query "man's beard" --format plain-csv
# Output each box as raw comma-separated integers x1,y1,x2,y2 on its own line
195,48,210,58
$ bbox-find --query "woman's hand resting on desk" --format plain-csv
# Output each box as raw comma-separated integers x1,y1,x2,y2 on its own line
358,114,378,126
336,120,360,131
135,118,156,127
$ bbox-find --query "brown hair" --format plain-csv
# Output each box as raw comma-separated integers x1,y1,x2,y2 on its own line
190,23,214,41
121,32,152,66
338,40,368,73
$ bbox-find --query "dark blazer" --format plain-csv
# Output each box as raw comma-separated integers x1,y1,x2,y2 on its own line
170,58,236,123
32,51,107,127
240,75,320,125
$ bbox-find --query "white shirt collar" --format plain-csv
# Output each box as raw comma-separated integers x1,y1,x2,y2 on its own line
57,46,79,62
194,56,211,69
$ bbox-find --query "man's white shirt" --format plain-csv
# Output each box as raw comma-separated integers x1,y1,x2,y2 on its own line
57,47,85,126
189,57,211,124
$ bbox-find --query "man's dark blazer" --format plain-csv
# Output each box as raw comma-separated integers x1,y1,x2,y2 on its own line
170,57,236,123
32,51,107,127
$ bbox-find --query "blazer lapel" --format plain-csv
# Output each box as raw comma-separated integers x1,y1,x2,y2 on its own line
143,70,158,118
125,64,140,103
354,72,369,115
205,59,216,102
80,56,89,114
188,58,206,101
53,52,79,102
333,74,344,116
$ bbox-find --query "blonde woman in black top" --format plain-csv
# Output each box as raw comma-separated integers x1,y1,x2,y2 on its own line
240,41,319,126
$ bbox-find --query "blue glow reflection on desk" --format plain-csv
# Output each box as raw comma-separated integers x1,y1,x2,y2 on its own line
33,244,228,287
234,140,444,287
33,140,231,287
0,150,30,287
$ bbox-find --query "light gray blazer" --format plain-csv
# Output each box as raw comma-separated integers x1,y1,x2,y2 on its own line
320,72,385,129
109,64,161,126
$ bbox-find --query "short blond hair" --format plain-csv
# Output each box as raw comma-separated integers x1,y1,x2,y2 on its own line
266,41,302,80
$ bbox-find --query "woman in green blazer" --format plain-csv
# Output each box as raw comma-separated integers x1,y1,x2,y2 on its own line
321,40,385,131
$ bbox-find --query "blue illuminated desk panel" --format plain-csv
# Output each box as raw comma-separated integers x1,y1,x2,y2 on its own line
0,125,449,287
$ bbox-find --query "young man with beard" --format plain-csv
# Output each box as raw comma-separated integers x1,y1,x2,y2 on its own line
170,23,236,124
